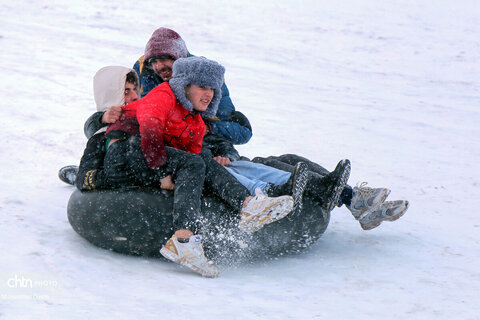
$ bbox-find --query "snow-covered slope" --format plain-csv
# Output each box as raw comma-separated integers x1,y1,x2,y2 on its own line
1,0,479,319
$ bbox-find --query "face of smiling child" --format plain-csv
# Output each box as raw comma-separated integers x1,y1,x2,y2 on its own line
185,84,214,112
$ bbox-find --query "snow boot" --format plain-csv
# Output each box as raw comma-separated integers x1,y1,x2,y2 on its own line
290,162,309,219
58,165,78,185
264,162,308,219
160,234,219,278
305,159,351,212
359,200,409,230
347,182,390,219
239,193,293,233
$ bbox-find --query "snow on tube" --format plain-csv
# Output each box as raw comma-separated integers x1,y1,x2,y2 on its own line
67,187,330,262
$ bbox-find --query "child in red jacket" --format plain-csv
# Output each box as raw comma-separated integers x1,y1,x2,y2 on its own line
104,57,293,277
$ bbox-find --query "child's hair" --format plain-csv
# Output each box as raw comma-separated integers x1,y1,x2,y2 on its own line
126,71,138,88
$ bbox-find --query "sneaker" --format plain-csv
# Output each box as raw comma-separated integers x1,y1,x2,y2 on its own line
58,165,78,185
291,162,308,218
320,159,351,212
347,182,391,219
159,235,219,278
359,200,409,230
239,194,294,233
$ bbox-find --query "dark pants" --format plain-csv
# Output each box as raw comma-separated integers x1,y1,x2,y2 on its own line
104,137,205,232
251,154,353,206
199,150,250,211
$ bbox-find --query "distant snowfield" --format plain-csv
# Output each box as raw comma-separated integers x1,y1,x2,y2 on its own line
1,0,479,319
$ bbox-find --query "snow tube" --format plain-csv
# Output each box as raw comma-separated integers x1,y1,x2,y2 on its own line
67,187,330,262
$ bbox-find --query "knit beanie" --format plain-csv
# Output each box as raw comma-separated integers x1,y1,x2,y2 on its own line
169,57,225,119
144,27,188,62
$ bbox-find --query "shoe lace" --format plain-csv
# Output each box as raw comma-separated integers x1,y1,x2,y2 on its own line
355,182,375,198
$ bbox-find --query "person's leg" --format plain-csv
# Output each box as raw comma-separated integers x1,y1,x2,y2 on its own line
254,155,406,229
105,138,203,231
103,139,140,188
224,166,269,196
159,149,218,278
105,137,216,277
164,147,206,232
225,160,291,195
159,151,219,279
123,137,206,232
252,154,330,176
251,154,389,211
202,154,250,211
199,151,294,233
228,160,307,222
228,161,291,186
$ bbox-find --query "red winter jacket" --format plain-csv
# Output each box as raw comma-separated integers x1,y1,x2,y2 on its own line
106,82,205,169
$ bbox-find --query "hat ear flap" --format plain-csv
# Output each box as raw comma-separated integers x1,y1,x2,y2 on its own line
202,87,221,119
169,76,194,112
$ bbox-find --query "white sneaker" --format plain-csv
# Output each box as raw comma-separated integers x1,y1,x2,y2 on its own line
359,200,409,230
347,182,391,219
159,235,219,278
239,193,293,233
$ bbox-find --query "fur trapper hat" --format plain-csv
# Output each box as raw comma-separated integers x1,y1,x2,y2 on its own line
169,57,225,119
144,27,188,62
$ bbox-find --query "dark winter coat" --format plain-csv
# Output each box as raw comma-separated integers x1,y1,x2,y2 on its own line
202,111,252,161
76,133,108,191
133,55,252,144
106,82,205,169
84,111,105,139
77,66,141,191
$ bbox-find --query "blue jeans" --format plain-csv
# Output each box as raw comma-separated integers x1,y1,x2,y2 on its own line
225,160,291,195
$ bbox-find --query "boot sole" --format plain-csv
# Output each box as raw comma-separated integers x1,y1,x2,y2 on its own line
291,163,309,219
360,201,409,230
58,165,79,185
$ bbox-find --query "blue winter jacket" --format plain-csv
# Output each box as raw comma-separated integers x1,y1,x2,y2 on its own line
133,56,252,145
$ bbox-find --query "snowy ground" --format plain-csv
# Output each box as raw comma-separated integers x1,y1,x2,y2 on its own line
1,0,479,319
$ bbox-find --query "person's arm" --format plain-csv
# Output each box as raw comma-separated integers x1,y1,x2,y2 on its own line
208,83,253,144
83,106,123,139
76,133,108,191
83,111,105,139
208,110,253,145
214,83,235,119
202,133,241,161
134,94,170,169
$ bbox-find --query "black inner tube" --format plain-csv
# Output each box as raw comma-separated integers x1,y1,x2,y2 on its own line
67,187,329,262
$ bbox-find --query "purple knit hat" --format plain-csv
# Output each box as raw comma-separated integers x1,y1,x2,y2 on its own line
144,27,188,62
